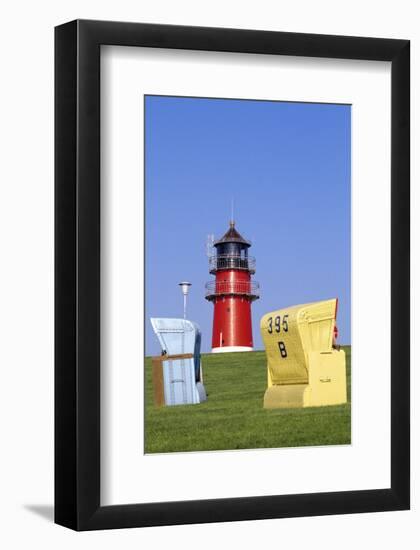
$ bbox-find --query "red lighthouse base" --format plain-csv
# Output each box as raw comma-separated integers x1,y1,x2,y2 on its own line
211,295,254,353
210,269,255,353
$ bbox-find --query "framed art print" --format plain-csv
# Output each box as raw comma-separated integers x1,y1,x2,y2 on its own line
55,20,410,530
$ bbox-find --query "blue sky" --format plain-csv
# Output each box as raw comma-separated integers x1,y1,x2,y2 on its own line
145,96,351,355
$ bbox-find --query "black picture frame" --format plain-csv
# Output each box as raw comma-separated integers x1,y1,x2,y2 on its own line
55,19,410,531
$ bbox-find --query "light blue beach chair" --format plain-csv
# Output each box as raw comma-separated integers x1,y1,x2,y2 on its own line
150,318,207,406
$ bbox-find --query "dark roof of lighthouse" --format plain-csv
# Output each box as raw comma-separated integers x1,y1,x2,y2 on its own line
214,221,251,247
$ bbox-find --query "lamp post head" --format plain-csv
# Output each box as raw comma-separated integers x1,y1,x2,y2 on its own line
179,281,192,296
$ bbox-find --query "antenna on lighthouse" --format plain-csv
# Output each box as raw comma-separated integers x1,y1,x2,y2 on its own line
178,281,191,319
206,234,215,258
230,197,235,225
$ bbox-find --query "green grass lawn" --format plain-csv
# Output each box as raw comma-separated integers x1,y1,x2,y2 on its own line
144,346,351,454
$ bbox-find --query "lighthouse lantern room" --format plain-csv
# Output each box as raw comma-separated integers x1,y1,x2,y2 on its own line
205,221,260,353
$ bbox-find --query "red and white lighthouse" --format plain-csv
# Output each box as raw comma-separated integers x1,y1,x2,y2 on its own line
205,221,260,353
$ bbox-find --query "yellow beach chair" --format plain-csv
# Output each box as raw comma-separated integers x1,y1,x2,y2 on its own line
260,299,347,409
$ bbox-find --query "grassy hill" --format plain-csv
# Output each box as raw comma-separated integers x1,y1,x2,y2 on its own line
144,346,351,454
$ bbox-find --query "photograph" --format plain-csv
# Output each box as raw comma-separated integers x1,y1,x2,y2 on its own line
0,1,412,541
144,95,351,454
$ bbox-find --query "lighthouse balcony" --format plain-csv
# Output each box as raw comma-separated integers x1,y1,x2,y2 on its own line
205,280,260,301
209,254,256,274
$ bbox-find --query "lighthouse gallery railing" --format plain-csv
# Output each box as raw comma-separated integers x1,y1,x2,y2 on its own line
208,254,256,274
205,280,260,300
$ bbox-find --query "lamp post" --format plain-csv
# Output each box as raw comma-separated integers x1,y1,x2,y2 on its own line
178,281,192,319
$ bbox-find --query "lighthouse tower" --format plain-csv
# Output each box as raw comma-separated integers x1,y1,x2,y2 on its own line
205,221,260,353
